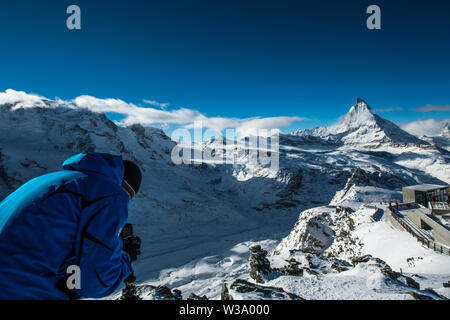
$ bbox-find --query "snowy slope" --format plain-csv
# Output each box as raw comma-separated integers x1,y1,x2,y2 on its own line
419,124,450,152
135,186,449,300
0,91,289,280
0,89,449,300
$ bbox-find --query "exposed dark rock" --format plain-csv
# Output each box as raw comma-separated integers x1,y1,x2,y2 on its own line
0,151,24,191
249,245,272,283
275,251,353,277
352,254,373,265
356,97,369,107
343,167,408,191
19,158,47,170
131,123,146,135
303,267,319,276
187,293,208,300
286,168,303,194
99,113,118,133
230,279,303,300
278,258,303,276
330,259,352,272
353,255,421,291
221,281,233,300
173,289,183,300
119,283,141,300
348,168,371,187
423,288,448,300
407,291,435,300
126,284,183,300
381,267,420,290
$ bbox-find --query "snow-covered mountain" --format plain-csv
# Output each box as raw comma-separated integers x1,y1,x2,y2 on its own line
293,98,428,147
401,119,450,139
0,92,281,280
420,124,450,152
293,98,426,146
0,90,449,300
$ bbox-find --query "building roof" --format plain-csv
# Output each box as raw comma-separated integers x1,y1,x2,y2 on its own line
403,184,450,192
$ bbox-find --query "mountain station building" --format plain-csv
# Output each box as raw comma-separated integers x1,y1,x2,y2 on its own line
402,184,450,210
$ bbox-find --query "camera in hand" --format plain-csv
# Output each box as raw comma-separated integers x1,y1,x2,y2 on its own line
120,223,141,262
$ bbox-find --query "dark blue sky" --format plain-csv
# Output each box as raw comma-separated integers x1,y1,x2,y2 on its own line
0,0,449,131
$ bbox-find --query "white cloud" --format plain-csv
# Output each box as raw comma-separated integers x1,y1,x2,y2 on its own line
414,104,450,112
400,118,450,137
0,89,47,109
142,99,169,110
73,95,201,126
71,95,306,134
182,115,306,136
0,89,305,135
235,116,306,136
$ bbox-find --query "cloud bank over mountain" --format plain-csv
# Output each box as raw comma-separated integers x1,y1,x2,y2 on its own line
0,89,305,136
2,89,449,139
400,118,450,137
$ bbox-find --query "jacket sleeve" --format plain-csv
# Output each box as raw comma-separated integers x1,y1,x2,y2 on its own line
75,194,133,298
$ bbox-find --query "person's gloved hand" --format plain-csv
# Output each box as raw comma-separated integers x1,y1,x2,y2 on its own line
124,273,136,285
122,235,141,262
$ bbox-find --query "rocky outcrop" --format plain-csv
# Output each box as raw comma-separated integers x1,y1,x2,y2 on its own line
229,279,303,300
187,293,209,300
221,281,233,300
407,291,434,300
347,167,372,187
326,206,361,259
274,206,362,259
351,254,372,265
352,255,421,291
273,207,335,256
278,258,303,276
276,251,352,276
329,259,352,272
249,245,272,283
422,288,448,300
123,284,183,300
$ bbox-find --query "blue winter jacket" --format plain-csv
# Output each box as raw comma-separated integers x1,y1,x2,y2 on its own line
0,153,133,300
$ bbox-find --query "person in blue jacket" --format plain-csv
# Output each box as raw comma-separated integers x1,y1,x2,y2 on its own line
0,152,142,300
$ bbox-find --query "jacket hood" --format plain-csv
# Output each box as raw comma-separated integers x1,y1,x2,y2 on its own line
62,153,124,186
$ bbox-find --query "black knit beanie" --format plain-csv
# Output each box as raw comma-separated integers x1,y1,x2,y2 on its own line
122,160,142,199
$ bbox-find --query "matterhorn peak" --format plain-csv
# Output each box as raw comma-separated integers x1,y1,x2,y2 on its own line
350,97,372,114
323,97,424,145
333,98,376,134
356,97,370,108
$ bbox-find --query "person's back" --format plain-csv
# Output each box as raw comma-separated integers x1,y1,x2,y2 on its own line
0,152,141,299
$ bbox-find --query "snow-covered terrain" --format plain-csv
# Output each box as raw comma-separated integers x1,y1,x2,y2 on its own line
419,124,450,152
0,90,449,300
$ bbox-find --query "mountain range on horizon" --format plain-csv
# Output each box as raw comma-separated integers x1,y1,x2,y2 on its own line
0,89,449,300
0,89,449,142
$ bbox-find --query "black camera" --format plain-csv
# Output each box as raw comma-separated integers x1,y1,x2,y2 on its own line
120,223,141,262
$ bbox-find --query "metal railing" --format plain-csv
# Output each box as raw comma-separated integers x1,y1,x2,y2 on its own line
363,200,450,255
389,209,450,256
429,202,450,210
